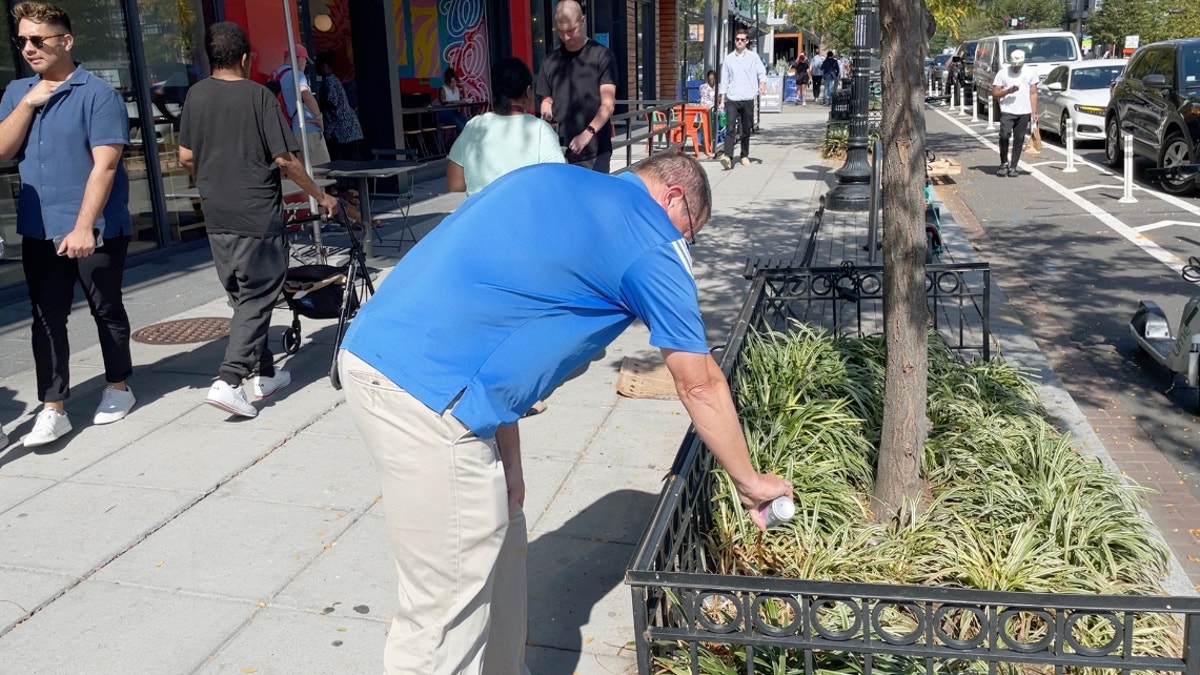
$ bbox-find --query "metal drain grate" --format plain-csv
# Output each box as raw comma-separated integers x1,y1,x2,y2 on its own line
131,317,231,345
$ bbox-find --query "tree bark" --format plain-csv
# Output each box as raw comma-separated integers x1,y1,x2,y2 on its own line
872,0,931,519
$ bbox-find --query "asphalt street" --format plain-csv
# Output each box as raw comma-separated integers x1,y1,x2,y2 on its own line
924,102,1200,506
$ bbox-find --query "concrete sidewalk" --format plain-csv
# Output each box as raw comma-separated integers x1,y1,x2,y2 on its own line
1,101,1182,675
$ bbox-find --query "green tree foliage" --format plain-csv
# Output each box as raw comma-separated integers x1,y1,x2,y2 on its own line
960,0,1069,37
1089,0,1200,46
776,0,974,51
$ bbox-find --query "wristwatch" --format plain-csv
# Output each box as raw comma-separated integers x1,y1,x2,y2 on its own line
585,125,597,135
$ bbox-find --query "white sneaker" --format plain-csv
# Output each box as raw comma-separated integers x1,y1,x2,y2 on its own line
740,156,751,166
205,381,257,418
23,409,72,447
0,428,8,447
251,370,291,400
93,386,136,425
719,155,732,170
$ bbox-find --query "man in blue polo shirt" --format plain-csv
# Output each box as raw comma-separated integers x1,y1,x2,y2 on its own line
338,153,792,674
0,1,135,447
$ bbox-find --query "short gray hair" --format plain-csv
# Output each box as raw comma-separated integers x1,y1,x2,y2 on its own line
633,152,712,223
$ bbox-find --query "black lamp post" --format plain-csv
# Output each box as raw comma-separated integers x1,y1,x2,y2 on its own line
825,0,879,212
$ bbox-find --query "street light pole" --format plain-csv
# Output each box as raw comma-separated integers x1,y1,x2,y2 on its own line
825,0,878,212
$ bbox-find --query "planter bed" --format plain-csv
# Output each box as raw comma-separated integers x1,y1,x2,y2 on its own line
627,263,1200,675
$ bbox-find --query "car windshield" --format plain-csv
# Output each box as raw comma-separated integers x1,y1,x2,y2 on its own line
1184,45,1200,89
1005,36,1079,64
935,55,951,66
1070,65,1124,90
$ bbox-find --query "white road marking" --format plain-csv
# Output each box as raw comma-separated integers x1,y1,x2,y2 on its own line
1135,220,1200,233
932,107,1190,274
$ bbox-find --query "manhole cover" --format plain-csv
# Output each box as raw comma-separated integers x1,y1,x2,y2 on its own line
132,317,230,345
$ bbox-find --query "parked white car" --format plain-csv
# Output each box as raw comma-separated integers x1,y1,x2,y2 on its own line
1036,59,1126,141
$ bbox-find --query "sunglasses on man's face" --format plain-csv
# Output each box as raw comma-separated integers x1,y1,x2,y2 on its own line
736,37,748,42
13,34,66,50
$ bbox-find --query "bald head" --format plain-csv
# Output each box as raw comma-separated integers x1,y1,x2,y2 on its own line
554,0,583,21
553,0,587,51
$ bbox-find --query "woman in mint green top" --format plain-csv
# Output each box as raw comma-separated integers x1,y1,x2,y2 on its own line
447,58,565,196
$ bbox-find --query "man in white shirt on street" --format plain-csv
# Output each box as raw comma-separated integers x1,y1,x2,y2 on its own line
991,49,1039,177
718,29,766,170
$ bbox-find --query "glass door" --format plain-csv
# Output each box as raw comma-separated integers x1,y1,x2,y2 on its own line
136,0,209,243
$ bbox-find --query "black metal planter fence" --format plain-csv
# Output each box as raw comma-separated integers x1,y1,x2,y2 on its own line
626,262,1200,675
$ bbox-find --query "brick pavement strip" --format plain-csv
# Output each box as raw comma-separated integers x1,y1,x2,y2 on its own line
938,181,1200,588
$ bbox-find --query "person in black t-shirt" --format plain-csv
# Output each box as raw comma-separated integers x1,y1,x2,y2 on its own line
535,0,617,173
179,22,337,419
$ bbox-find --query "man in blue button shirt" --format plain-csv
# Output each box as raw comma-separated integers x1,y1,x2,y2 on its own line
0,1,136,448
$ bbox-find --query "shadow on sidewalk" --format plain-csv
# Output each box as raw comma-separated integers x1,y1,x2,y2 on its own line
527,488,658,671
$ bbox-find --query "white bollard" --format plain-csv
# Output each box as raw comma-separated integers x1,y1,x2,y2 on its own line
986,97,995,130
1119,132,1137,203
1063,125,1078,173
959,87,968,116
971,90,978,122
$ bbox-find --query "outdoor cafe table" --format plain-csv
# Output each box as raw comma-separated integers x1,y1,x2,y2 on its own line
313,159,423,258
162,178,335,243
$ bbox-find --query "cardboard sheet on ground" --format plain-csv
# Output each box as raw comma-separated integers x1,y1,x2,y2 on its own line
616,356,679,400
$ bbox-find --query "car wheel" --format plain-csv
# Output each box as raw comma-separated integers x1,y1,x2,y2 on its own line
1060,111,1070,140
1158,131,1196,196
1104,116,1123,168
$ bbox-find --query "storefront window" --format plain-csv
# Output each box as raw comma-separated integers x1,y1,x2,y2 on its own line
0,0,214,291
46,0,164,254
138,0,208,243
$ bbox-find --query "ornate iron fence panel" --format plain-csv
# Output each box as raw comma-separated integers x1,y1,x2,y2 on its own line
626,263,1195,675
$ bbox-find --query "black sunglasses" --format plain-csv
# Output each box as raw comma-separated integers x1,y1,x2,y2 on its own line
13,34,66,50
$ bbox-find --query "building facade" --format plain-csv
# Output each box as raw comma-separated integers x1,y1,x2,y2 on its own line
0,0,679,290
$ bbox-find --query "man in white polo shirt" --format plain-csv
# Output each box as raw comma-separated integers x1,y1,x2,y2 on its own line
718,29,766,170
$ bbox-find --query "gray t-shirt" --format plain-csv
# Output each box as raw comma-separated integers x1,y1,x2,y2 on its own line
179,77,299,236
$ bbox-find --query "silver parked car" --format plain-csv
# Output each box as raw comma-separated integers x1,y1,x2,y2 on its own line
1036,59,1126,141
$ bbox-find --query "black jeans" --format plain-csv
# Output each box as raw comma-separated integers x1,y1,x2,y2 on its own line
998,112,1031,168
208,232,287,386
723,98,754,160
569,151,612,175
23,234,133,403
812,75,823,100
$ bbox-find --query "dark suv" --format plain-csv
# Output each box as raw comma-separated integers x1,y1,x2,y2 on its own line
1104,38,1200,195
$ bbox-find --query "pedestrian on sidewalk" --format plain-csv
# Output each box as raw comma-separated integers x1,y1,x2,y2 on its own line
718,29,766,170
810,51,825,101
178,21,337,418
0,1,137,447
447,57,563,196
820,50,841,104
338,152,792,675
314,51,364,162
536,0,618,173
991,49,1039,177
268,44,330,169
793,53,810,105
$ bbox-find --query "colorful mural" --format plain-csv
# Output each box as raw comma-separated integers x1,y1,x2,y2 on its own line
311,0,355,82
392,0,490,102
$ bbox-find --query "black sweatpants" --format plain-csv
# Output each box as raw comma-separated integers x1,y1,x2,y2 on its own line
23,234,133,403
998,112,1031,168
723,98,755,160
208,232,287,386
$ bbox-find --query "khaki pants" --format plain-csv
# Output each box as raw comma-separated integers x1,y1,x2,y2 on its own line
339,350,532,675
297,131,331,169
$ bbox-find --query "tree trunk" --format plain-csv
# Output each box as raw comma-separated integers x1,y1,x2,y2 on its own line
872,0,931,519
